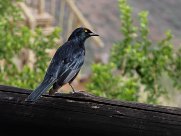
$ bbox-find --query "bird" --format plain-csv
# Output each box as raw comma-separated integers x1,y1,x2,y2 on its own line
26,27,99,102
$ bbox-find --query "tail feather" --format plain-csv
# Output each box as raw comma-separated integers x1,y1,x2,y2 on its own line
26,77,56,102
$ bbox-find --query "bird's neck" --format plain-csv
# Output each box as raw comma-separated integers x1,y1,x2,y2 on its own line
70,38,86,48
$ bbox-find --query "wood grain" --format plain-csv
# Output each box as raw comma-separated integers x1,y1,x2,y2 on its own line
0,85,181,136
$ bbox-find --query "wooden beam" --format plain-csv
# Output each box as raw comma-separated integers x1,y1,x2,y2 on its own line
35,12,53,27
59,0,65,28
67,12,74,39
50,0,56,17
0,85,181,136
17,2,36,29
38,0,45,14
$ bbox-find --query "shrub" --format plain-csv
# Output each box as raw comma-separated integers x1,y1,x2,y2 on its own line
87,0,181,104
0,1,61,89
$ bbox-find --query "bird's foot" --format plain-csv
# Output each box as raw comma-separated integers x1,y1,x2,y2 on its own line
71,89,77,93
70,90,96,97
49,88,58,96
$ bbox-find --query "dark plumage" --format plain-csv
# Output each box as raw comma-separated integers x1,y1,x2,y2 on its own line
26,27,99,102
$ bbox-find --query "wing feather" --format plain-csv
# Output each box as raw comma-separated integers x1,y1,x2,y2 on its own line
56,48,85,85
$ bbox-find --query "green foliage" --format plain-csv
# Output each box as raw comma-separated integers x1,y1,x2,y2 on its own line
0,0,21,19
87,63,139,101
0,1,60,89
87,0,181,104
167,48,181,89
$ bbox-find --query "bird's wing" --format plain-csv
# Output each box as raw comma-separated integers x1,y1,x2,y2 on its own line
26,42,71,102
56,48,85,85
44,41,74,78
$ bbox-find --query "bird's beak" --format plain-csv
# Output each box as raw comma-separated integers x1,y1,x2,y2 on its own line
89,32,99,36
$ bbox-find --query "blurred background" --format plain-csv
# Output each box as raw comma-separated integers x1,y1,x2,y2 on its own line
0,0,180,106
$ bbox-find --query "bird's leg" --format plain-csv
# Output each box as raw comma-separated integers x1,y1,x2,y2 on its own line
49,88,58,95
69,83,76,93
49,84,59,95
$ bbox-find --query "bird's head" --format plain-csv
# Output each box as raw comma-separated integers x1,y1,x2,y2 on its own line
68,27,99,42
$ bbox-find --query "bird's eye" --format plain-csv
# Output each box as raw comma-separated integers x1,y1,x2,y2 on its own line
84,29,88,33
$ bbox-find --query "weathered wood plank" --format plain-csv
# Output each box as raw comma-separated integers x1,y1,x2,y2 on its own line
0,85,181,136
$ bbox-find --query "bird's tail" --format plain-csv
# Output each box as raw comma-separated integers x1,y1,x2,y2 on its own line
26,77,56,102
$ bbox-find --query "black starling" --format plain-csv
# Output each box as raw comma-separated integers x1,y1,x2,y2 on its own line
26,27,99,102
